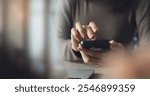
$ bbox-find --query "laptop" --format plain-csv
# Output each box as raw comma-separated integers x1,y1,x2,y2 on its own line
67,68,95,79
50,60,95,79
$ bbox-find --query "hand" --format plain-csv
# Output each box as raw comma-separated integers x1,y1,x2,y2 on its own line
71,22,99,51
102,43,150,79
131,48,150,78
77,40,125,66
101,41,138,79
102,53,136,79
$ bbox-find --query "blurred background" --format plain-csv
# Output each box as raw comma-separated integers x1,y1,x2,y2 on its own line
0,0,66,79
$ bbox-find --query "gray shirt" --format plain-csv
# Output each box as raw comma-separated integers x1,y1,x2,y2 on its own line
56,0,150,61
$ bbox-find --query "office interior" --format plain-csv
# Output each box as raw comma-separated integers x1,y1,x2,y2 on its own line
0,0,66,79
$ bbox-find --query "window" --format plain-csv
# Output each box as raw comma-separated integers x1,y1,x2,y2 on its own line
28,0,45,60
0,0,3,46
0,0,63,78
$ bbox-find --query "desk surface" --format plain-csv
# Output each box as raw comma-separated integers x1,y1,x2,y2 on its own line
64,61,103,79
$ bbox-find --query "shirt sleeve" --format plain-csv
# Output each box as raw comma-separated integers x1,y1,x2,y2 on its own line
55,0,82,61
135,0,150,47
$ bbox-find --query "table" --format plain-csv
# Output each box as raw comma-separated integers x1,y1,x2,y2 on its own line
64,61,104,79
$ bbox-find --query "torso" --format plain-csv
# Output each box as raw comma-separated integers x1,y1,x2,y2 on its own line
74,0,135,46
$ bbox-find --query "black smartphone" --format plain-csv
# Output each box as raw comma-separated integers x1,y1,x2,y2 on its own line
80,40,110,51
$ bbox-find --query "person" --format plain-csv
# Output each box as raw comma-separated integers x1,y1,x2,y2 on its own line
55,0,150,67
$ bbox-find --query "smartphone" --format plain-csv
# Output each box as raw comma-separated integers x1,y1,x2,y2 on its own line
80,40,110,51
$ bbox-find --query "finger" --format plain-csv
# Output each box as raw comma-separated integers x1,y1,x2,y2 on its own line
71,28,82,41
89,22,99,33
75,22,86,38
71,29,80,51
80,50,102,66
78,44,105,66
71,35,80,51
78,44,102,59
86,26,96,40
109,40,124,51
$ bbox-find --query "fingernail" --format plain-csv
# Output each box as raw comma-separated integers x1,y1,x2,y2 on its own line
109,40,114,44
82,25,86,28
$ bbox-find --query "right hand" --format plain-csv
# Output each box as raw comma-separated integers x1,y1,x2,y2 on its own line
71,22,99,51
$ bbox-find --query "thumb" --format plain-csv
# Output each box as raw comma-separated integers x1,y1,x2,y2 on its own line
109,40,125,52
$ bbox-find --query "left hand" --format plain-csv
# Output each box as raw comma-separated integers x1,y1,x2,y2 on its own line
78,40,125,66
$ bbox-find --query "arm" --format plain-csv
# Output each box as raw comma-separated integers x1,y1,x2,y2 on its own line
135,0,150,47
55,0,82,61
